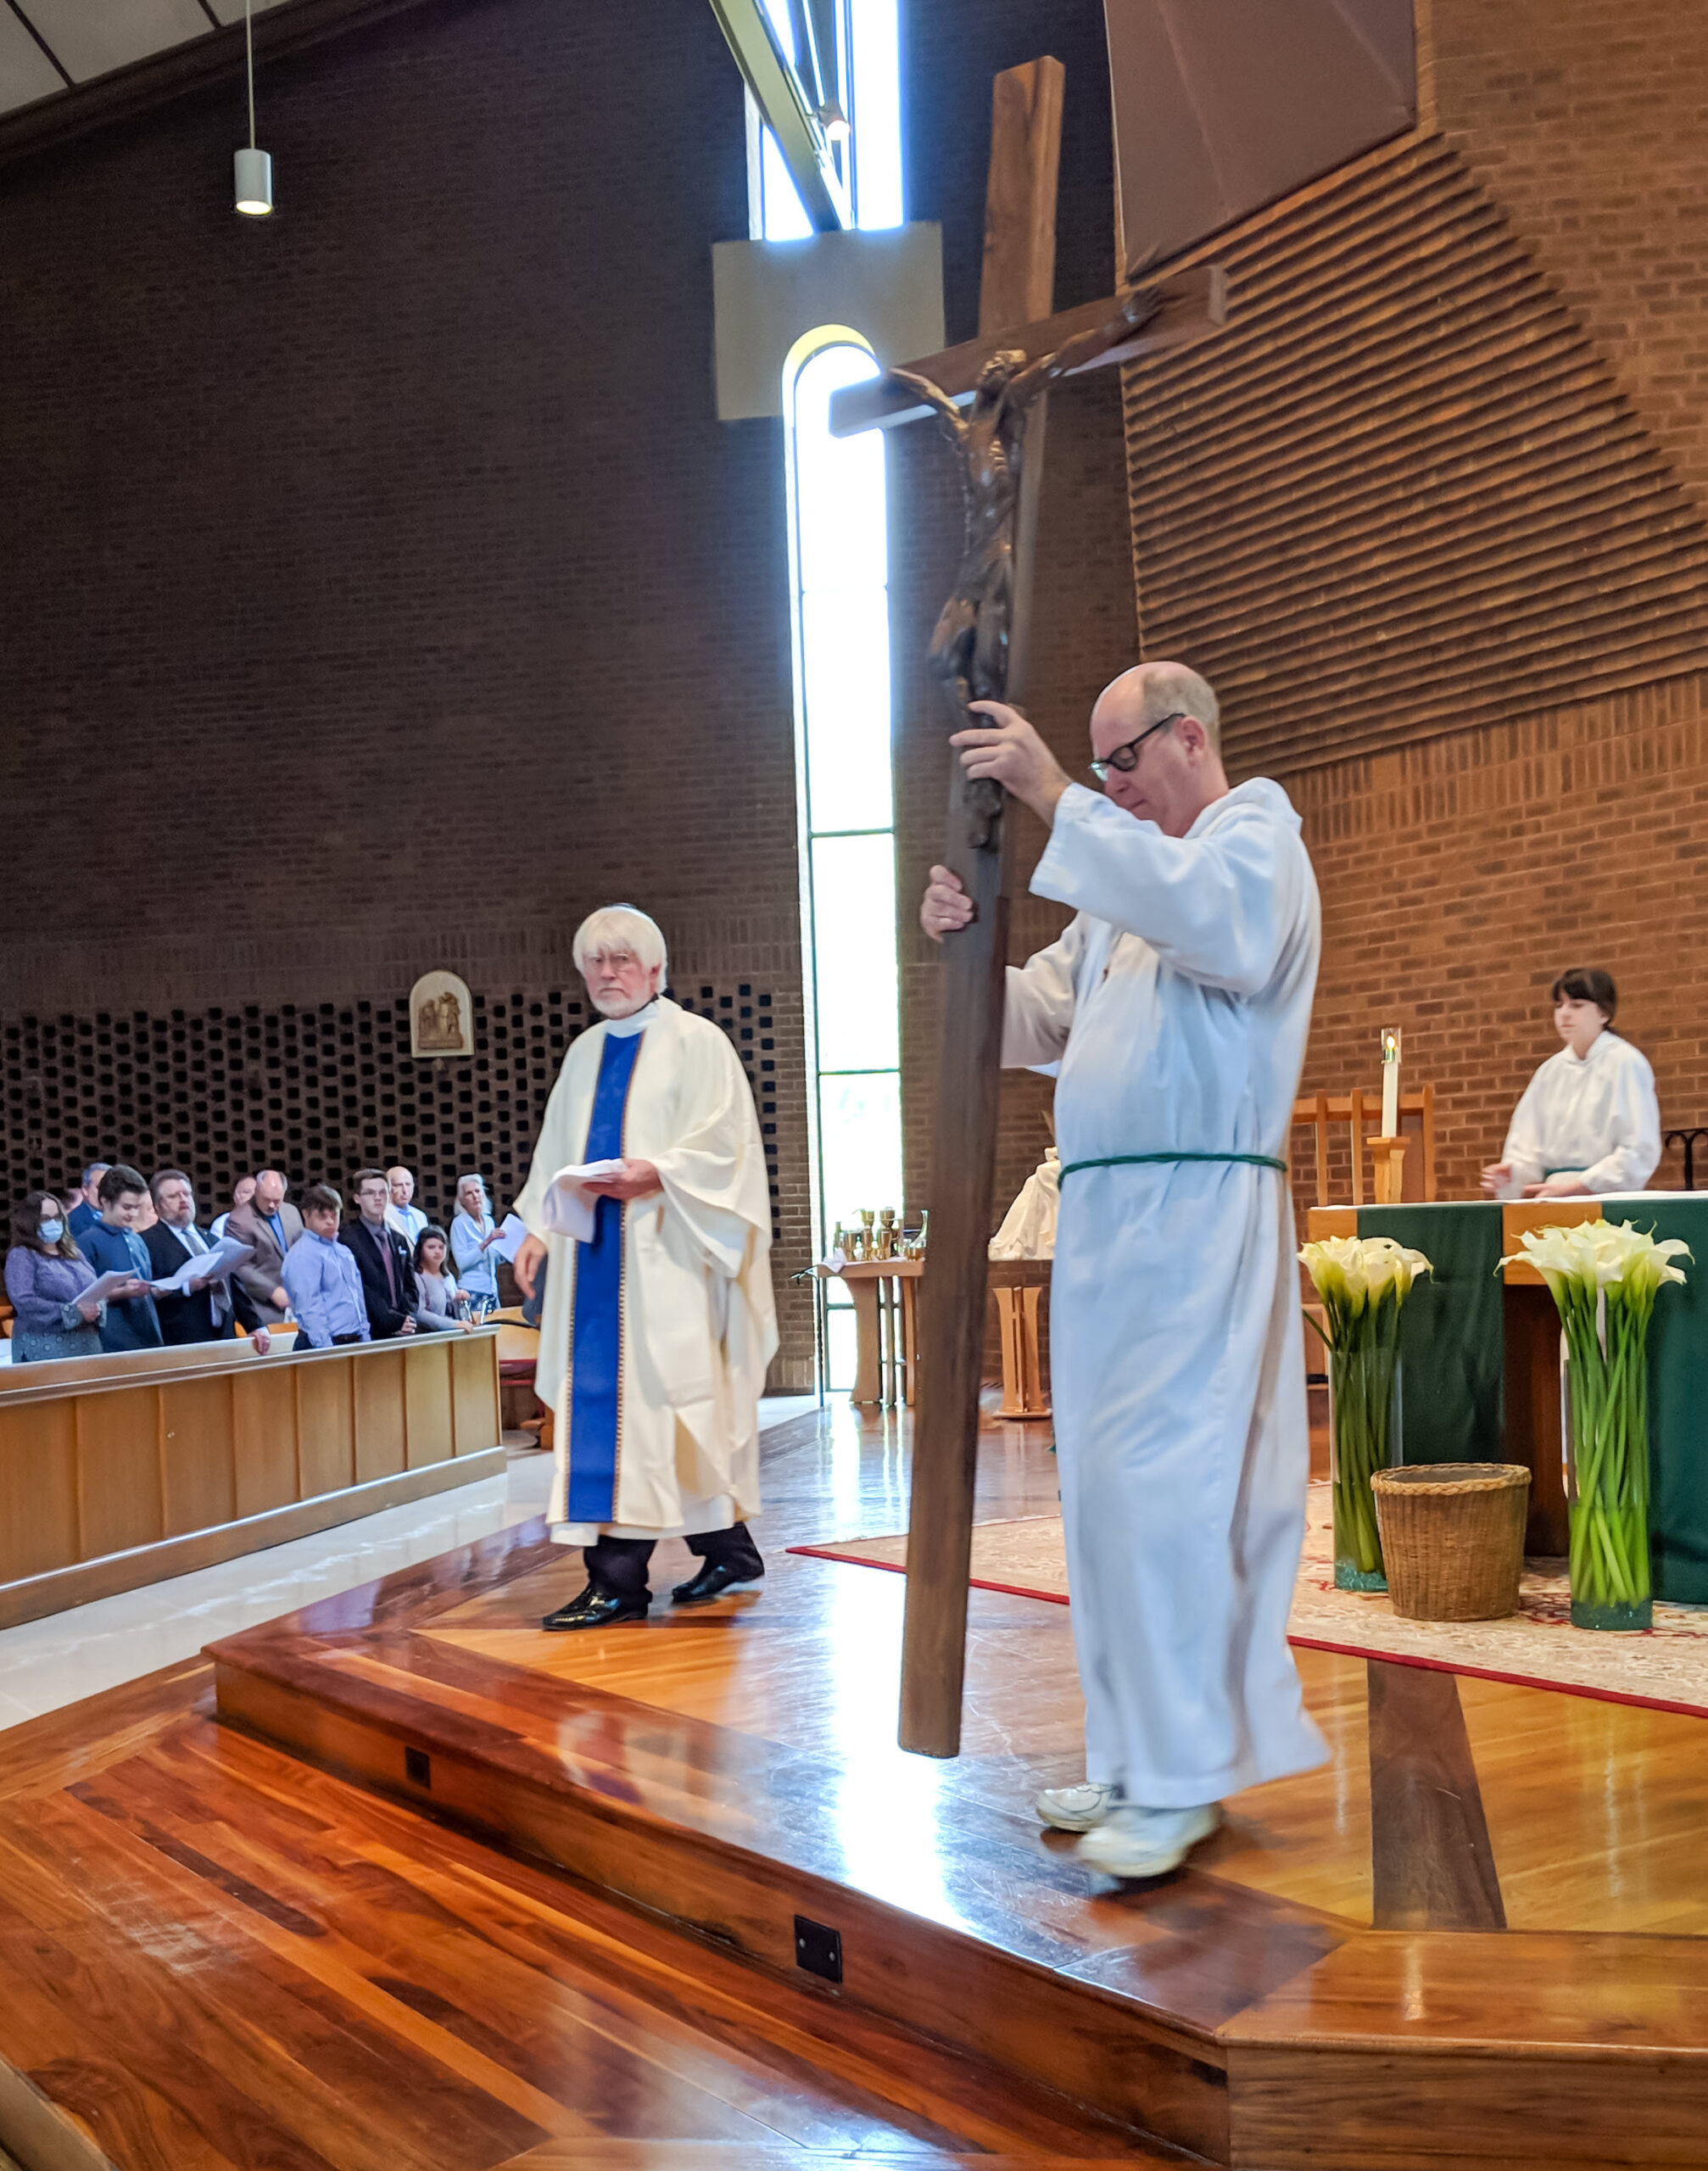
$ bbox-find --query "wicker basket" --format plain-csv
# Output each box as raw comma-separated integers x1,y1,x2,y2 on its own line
1370,1463,1531,1621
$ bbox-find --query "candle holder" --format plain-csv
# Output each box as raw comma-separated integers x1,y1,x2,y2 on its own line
1368,1135,1409,1205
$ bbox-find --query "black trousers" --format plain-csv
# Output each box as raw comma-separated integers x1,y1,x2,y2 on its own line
583,1521,763,1599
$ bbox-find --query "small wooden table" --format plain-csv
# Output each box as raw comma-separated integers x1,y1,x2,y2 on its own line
816,1259,921,1407
987,1258,1051,1418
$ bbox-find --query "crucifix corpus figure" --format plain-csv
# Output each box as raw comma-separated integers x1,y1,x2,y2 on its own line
889,295,1151,849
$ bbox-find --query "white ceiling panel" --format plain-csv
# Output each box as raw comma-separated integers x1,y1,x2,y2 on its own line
204,0,293,24
0,8,67,111
20,0,218,84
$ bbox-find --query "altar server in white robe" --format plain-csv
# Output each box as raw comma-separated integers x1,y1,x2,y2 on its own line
922,662,1326,1879
1481,967,1661,1199
511,905,778,1630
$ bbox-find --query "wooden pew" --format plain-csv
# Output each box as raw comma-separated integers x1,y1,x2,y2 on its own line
0,1328,505,1627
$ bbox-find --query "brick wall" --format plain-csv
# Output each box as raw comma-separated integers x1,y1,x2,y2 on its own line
1116,0,1708,1203
1428,0,1708,503
0,0,818,1379
1289,673,1708,1199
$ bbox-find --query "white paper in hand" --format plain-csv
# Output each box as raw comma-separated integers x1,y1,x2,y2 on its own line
538,1162,626,1244
149,1236,254,1296
491,1212,529,1264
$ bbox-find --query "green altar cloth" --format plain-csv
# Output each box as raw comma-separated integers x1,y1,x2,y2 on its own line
1637,1198,1708,1605
1354,1203,1505,1466
1344,1197,1708,1602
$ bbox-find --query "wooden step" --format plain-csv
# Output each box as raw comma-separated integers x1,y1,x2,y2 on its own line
0,1671,1191,2171
208,1505,1708,2171
211,1623,1248,2164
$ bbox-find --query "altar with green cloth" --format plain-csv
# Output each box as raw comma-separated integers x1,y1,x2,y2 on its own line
1306,1196,1708,1602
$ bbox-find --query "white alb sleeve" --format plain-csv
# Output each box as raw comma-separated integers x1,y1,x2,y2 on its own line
1001,918,1085,1068
1580,1049,1663,1194
1030,785,1305,996
1499,1073,1549,1189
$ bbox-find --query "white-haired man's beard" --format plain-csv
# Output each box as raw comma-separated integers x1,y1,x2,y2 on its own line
589,979,654,1019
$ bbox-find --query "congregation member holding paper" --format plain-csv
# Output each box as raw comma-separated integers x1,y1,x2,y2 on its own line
4,1191,142,1361
450,1175,504,1311
79,1164,165,1352
511,905,777,1631
1481,966,1661,1199
142,1170,252,1343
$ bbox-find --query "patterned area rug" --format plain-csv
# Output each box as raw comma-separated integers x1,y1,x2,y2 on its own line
790,1482,1708,1718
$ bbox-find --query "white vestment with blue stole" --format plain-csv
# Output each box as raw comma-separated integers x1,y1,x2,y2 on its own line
515,997,778,1545
1004,779,1327,1807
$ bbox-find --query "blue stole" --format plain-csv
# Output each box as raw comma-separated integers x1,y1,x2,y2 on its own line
566,1029,645,1522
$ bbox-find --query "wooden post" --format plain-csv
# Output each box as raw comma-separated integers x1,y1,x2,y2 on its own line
979,59,1064,334
1313,1088,1331,1206
1349,1089,1366,1208
848,1275,881,1404
1369,1136,1409,1206
898,61,1062,1760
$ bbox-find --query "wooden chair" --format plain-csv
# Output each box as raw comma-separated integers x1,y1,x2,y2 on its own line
1292,1086,1437,1207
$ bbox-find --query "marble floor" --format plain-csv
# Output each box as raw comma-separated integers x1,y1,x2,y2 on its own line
0,1392,823,1729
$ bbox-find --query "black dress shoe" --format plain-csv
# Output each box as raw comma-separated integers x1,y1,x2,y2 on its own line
541,1584,650,1631
670,1560,764,1606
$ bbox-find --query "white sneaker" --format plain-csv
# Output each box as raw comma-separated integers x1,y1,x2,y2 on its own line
1074,1802,1221,1878
1035,1781,1118,1832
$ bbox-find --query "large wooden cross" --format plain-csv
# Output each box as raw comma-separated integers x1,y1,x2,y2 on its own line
829,58,1225,1759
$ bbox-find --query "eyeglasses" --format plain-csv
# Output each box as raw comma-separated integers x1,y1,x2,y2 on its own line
1090,712,1184,783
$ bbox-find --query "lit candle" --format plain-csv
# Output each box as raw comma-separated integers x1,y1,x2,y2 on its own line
1380,1026,1402,1138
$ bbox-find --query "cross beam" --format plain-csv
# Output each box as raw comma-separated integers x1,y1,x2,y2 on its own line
827,265,1226,438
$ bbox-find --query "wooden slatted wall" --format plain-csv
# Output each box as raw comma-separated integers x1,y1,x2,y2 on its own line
1120,134,1708,777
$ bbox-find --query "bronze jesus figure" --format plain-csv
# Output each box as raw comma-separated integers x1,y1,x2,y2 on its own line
888,295,1148,846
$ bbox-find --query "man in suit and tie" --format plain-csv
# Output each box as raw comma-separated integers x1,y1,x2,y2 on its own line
227,1168,304,1328
342,1169,443,1339
143,1170,234,1345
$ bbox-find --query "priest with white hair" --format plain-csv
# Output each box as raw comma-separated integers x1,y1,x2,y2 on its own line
512,905,778,1629
921,661,1326,1879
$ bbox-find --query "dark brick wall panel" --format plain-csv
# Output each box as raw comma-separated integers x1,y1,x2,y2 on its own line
0,0,816,1376
0,0,1141,1381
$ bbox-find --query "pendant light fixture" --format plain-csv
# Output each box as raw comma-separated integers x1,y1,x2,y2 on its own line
233,0,273,215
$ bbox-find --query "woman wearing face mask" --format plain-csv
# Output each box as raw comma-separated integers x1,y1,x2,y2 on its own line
1482,967,1661,1199
3,1192,112,1362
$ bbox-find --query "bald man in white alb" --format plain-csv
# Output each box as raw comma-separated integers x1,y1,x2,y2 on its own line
922,662,1326,1879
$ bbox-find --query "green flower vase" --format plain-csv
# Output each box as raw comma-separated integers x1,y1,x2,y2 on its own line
1561,1304,1653,1632
1329,1337,1403,1593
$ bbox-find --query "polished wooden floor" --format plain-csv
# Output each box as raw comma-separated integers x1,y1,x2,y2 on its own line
0,1660,1183,2169
330,1404,1708,1941
8,1407,1708,2168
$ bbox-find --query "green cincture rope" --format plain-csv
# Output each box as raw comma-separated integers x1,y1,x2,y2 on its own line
1058,1150,1287,1182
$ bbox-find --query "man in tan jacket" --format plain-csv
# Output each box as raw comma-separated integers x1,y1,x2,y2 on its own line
227,1168,304,1326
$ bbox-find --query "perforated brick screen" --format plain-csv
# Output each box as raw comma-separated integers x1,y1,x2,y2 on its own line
1,986,781,1239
